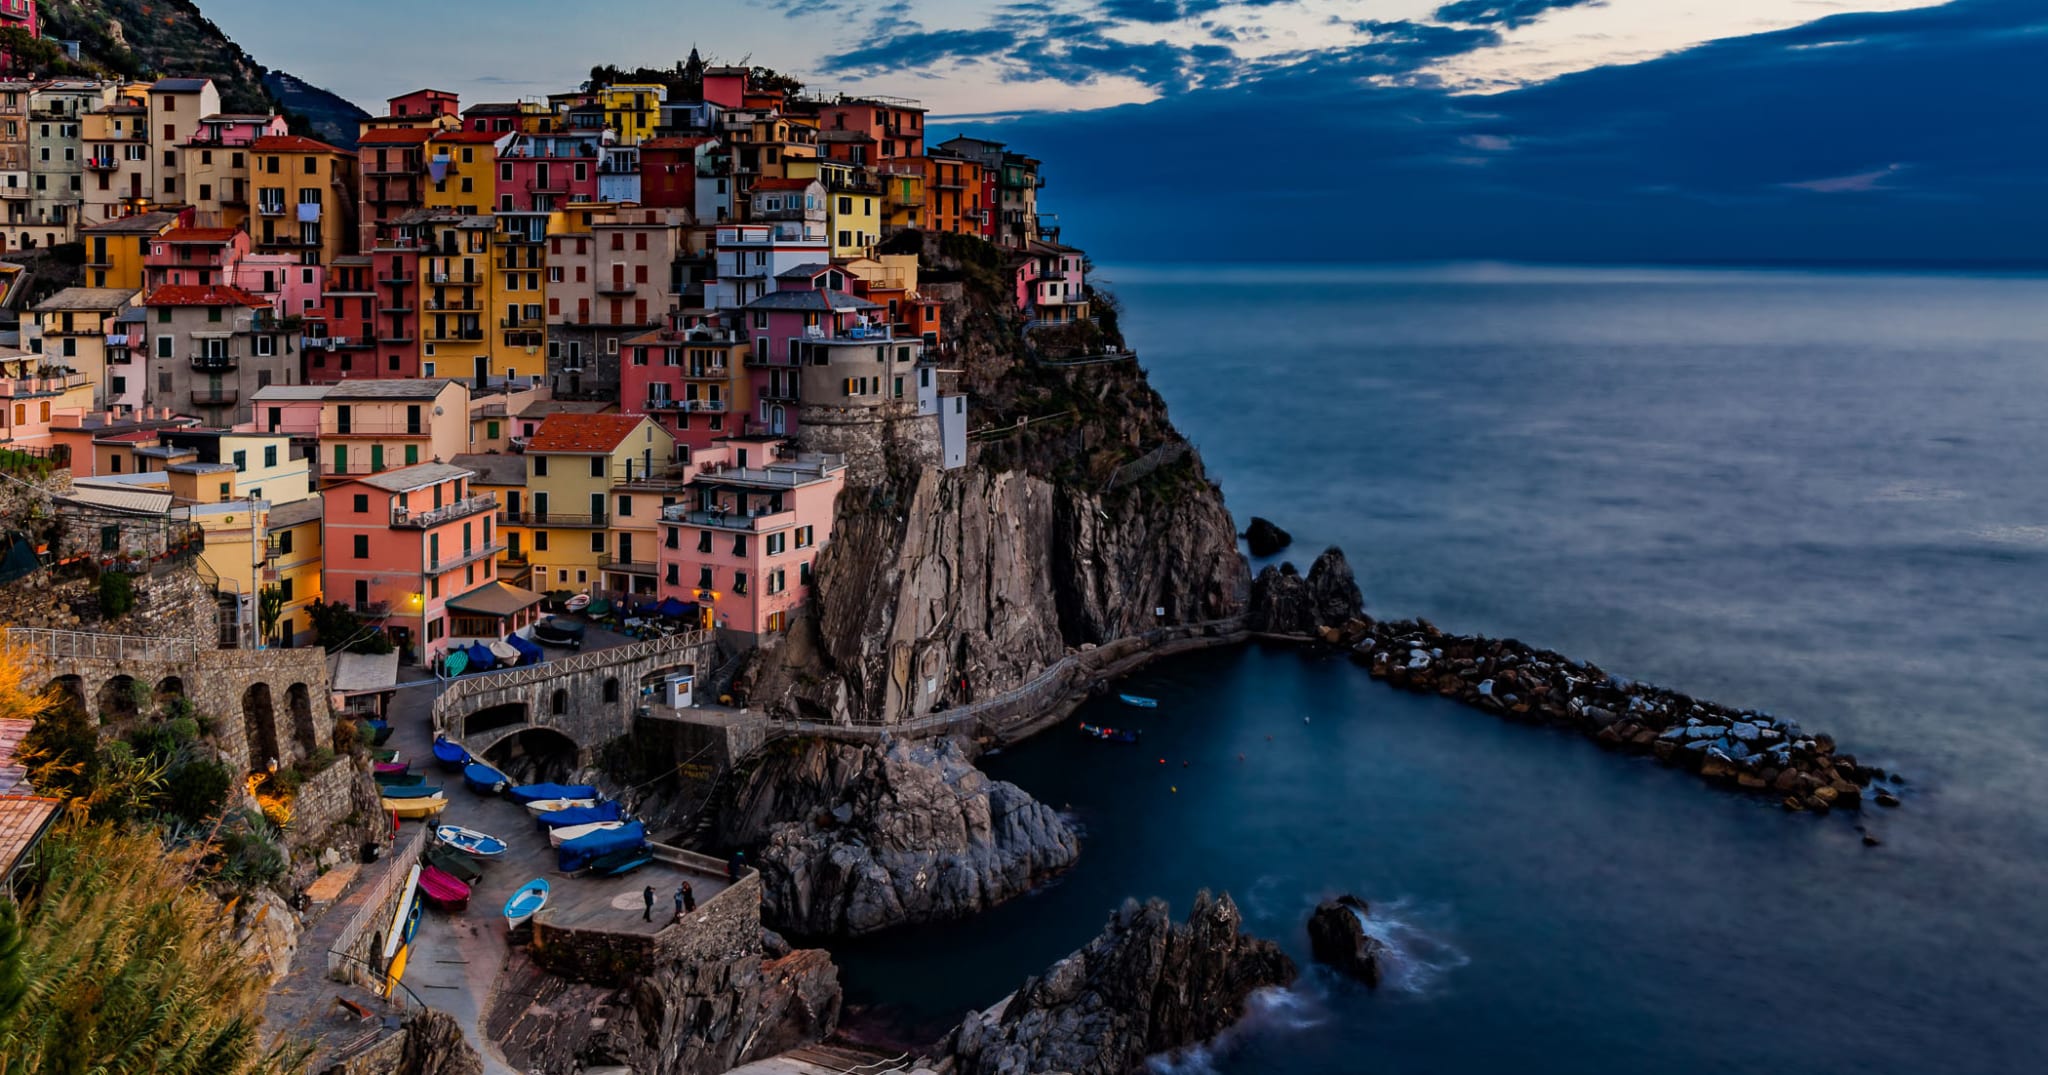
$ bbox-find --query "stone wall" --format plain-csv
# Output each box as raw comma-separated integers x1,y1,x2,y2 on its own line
530,862,762,986
433,631,719,763
793,407,939,487
290,754,382,861
327,825,429,986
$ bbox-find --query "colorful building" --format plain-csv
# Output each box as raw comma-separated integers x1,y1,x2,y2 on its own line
515,413,675,595
320,461,506,663
621,313,750,454
498,132,601,213
80,95,153,225
247,134,357,266
1012,240,1090,327
357,127,434,249
425,129,512,216
78,209,180,289
655,439,844,639
29,286,135,411
316,377,470,481
543,206,684,399
146,77,221,204
141,283,295,426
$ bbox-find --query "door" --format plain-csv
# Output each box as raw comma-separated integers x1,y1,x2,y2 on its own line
612,263,626,292
618,532,634,568
369,444,384,472
332,444,346,475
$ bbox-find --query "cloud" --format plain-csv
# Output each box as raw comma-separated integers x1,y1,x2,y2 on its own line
1782,165,1904,193
1433,0,1606,30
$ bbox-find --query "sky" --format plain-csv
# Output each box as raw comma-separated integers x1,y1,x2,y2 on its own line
200,0,2045,264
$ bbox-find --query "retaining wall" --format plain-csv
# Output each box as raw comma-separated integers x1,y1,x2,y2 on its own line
326,825,429,986
529,858,762,985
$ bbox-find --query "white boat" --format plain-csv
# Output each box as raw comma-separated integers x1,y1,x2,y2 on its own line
547,820,627,846
524,797,599,816
488,639,522,665
382,865,422,965
564,593,591,612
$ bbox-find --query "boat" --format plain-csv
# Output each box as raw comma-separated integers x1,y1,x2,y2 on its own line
373,761,410,776
557,821,647,873
418,865,472,913
366,721,394,746
523,797,599,816
548,820,627,847
463,761,511,795
586,846,656,877
585,597,613,619
534,802,625,829
375,772,425,787
503,878,549,927
382,795,451,819
508,782,601,806
374,749,400,763
1080,722,1142,743
381,865,422,995
533,618,585,648
378,785,443,800
564,593,591,613
465,642,497,672
431,736,471,771
435,824,509,858
1118,694,1159,708
488,639,522,666
425,847,484,885
506,632,544,665
443,648,470,677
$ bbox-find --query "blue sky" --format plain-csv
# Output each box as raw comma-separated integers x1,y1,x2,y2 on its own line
202,0,2044,264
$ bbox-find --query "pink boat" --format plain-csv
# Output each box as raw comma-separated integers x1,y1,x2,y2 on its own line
418,865,471,913
374,761,409,775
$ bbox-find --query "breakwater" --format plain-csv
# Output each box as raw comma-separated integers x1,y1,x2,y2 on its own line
1316,615,1901,813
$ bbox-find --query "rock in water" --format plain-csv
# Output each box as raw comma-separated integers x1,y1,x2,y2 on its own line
1247,547,1364,635
937,890,1296,1075
1306,895,1387,986
719,737,1079,936
1304,547,1365,628
1244,516,1293,557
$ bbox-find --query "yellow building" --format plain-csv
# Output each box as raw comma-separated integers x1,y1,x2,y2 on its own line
877,162,926,235
425,129,510,216
417,214,497,383
80,98,154,225
77,210,178,290
490,212,557,381
598,84,666,145
30,286,138,411
248,134,359,266
784,157,881,258
317,378,472,480
262,497,324,647
518,413,674,595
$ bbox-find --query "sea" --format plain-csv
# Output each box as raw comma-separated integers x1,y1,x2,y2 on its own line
829,264,2048,1073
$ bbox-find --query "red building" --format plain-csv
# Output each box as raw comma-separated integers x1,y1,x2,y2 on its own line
620,313,749,455
305,255,378,383
639,136,714,209
816,96,927,164
0,1,39,40
357,127,433,248
387,88,458,122
367,239,422,381
498,133,601,213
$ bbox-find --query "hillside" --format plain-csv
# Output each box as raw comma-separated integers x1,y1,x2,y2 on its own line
264,70,368,149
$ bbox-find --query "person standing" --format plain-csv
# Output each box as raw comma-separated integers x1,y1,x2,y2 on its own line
642,884,655,922
681,882,696,914
673,884,686,922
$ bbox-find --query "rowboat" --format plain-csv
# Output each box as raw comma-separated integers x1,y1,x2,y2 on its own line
418,865,472,913
375,772,425,787
564,593,591,613
366,720,393,746
1118,694,1159,708
431,736,471,771
503,878,549,927
547,820,626,847
426,847,484,885
443,648,469,677
585,598,612,618
373,761,409,776
524,797,598,816
535,802,625,829
586,846,655,877
382,795,450,819
488,639,522,667
374,749,400,763
435,824,508,858
462,762,511,795
1080,722,1141,743
381,865,422,995
508,782,600,805
378,785,443,800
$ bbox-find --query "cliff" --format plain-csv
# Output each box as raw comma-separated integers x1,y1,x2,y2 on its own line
715,737,1078,936
931,890,1297,1075
752,232,1247,727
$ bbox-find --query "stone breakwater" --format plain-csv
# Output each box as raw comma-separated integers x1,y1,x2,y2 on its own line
1341,615,1900,813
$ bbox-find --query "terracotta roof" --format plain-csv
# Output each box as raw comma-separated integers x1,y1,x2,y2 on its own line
433,129,510,144
0,795,61,881
0,719,32,795
390,88,457,100
144,284,268,308
357,128,436,146
158,226,242,243
251,134,344,154
751,177,816,192
526,413,648,454
93,429,163,444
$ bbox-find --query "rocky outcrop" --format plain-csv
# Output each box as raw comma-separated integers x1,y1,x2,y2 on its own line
1306,895,1385,987
390,1009,483,1075
492,947,842,1075
932,891,1295,1075
717,737,1078,936
1247,547,1365,635
1243,516,1292,558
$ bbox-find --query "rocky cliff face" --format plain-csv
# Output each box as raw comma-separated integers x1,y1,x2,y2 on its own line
717,737,1078,936
932,891,1296,1075
491,945,841,1075
1247,547,1366,635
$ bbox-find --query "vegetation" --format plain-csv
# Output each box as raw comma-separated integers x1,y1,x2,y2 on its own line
257,586,284,648
39,0,278,114
305,600,394,654
97,571,135,618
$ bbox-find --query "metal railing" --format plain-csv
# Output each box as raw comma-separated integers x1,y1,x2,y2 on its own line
390,495,496,529
9,627,200,664
498,510,609,528
433,630,709,724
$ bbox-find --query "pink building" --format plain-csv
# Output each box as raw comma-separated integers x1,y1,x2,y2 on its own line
739,284,884,436
186,113,288,148
144,227,247,288
499,133,601,213
320,461,510,663
620,312,748,455
1010,239,1090,327
304,255,373,382
0,1,40,39
387,89,459,121
227,253,322,317
655,438,845,640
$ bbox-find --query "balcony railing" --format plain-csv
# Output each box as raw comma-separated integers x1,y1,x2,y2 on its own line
84,157,118,172
189,353,237,371
644,398,727,412
390,494,497,529
595,281,639,296
668,507,796,533
0,374,90,399
597,554,658,575
426,541,508,573
500,314,543,329
257,201,288,216
353,600,393,617
497,510,609,529
190,388,239,407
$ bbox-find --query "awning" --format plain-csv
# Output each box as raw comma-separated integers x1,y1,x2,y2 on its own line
446,580,545,618
328,650,400,695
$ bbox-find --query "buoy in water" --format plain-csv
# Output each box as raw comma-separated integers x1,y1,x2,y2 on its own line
1182,760,1189,768
1158,758,1166,765
1170,786,1178,793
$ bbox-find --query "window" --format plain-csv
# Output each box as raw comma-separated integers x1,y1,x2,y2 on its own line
533,457,548,476
278,577,294,602
264,446,278,467
276,530,293,556
618,495,633,517
156,336,172,359
353,494,369,513
767,533,785,555
697,530,712,553
587,457,604,478
800,561,814,586
732,534,747,556
602,678,619,703
232,450,247,471
255,335,274,357
767,568,786,594
697,566,713,589
552,689,568,716
352,535,369,559
534,531,549,551
732,571,748,595
589,533,604,553
795,525,815,548
665,563,679,585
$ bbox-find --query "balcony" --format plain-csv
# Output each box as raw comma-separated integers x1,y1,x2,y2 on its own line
391,494,497,529
377,271,414,285
353,600,392,618
189,353,237,372
595,281,639,296
670,507,796,533
423,299,482,312
257,201,288,217
644,398,727,413
84,157,118,172
190,387,239,408
500,314,543,330
0,373,90,399
497,510,609,529
598,553,659,576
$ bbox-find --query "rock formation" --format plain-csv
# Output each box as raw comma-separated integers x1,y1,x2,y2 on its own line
1306,895,1386,986
717,737,1078,936
1243,516,1292,557
1247,547,1365,635
389,1009,483,1075
932,891,1296,1075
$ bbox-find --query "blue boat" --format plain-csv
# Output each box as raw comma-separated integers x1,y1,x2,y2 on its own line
505,633,544,665
535,802,625,829
1081,722,1142,743
503,878,548,927
508,782,601,806
556,820,647,873
435,824,508,857
380,784,444,799
463,762,511,795
587,846,655,877
465,641,497,672
442,648,469,677
1118,693,1159,709
431,736,470,772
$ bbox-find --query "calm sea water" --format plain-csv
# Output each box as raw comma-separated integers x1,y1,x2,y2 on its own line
831,265,2048,1073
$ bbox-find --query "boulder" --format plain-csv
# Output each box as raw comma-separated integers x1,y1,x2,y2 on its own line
1306,895,1386,987
1243,516,1293,558
1246,563,1314,634
1304,547,1366,629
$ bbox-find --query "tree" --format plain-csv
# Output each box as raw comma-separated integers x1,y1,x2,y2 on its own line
305,600,393,654
257,585,284,647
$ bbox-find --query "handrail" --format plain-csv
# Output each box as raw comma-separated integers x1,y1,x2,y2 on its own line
433,630,709,730
9,627,200,664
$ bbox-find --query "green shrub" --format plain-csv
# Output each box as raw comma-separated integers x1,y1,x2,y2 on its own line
97,571,135,618
162,756,231,823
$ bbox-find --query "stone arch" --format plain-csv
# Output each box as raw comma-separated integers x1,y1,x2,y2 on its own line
46,675,87,715
481,726,580,785
550,688,569,716
242,683,280,771
96,674,142,724
464,702,528,740
287,683,317,756
602,677,619,705
155,676,187,711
